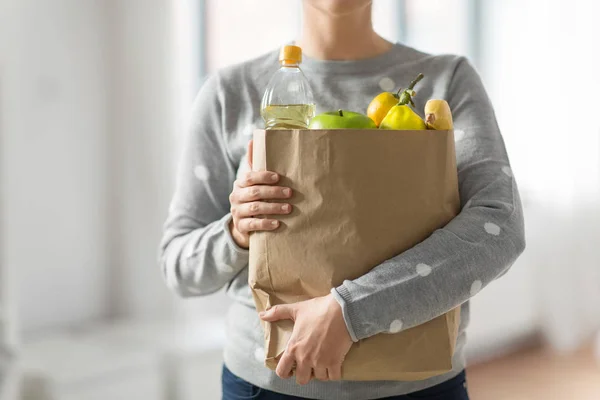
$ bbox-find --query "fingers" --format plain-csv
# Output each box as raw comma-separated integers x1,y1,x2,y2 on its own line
276,351,295,379
235,171,280,188
327,365,342,381
313,367,328,381
259,304,295,322
229,184,292,236
237,201,292,218
234,185,292,204
236,218,280,234
295,362,312,386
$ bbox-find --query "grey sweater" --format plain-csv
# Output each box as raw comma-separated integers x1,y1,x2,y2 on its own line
160,43,525,399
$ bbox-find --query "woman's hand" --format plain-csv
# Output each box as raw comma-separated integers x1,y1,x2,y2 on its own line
229,140,293,249
259,294,353,385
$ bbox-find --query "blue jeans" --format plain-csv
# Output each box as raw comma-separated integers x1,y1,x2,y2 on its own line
222,365,469,400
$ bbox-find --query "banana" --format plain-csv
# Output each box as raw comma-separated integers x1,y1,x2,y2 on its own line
424,99,453,130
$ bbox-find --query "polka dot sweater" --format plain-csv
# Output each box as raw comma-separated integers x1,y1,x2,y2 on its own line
159,43,525,399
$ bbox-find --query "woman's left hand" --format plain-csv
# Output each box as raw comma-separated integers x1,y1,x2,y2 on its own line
259,294,353,385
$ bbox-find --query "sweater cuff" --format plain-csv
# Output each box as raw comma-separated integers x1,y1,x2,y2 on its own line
331,286,360,342
222,214,250,255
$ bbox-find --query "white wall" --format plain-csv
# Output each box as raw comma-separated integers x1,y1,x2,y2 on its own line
1,3,18,397
107,0,176,321
471,0,600,352
2,0,112,335
1,0,180,337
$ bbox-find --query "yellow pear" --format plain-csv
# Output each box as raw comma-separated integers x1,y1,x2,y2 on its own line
380,105,426,130
378,73,426,130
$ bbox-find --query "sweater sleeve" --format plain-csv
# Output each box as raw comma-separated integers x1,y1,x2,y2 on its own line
159,74,249,297
331,58,526,342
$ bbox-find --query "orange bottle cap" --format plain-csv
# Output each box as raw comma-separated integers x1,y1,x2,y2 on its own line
279,45,302,65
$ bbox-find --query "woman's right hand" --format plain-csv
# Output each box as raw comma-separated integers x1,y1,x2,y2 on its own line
228,140,293,249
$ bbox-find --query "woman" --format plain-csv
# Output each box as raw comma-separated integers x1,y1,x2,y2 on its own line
160,0,525,399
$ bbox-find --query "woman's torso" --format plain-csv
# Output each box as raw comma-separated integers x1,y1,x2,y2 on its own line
217,44,471,399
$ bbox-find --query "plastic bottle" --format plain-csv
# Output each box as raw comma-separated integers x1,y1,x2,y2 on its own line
261,45,315,129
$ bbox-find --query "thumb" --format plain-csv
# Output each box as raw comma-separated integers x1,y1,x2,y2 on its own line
260,304,295,322
247,139,253,169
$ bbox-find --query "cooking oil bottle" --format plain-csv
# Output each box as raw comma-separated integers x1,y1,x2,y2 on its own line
261,45,315,129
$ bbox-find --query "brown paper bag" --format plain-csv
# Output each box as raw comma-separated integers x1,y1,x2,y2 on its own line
249,128,461,381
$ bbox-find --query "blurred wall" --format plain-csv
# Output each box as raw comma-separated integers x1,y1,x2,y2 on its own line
478,0,600,351
1,0,178,338
2,0,112,334
107,0,176,321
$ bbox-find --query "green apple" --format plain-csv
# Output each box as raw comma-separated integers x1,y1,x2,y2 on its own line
308,109,377,129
